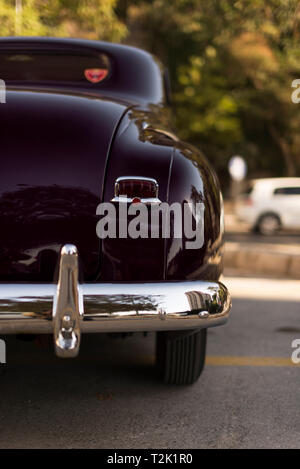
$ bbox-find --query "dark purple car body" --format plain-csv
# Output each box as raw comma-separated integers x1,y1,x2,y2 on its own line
0,38,230,384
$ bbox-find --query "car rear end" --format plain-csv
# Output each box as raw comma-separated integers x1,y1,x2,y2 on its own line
0,38,231,385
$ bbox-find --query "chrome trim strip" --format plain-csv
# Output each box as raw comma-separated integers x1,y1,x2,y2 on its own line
115,175,158,185
111,196,161,205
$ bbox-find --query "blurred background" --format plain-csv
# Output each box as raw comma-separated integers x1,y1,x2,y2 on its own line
2,0,300,182
1,0,300,277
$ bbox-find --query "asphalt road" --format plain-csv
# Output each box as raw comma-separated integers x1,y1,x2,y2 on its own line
0,277,299,449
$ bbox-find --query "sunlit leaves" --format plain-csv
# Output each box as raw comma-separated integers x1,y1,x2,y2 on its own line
0,0,127,41
126,0,300,176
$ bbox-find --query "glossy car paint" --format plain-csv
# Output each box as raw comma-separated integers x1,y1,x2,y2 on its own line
0,90,127,280
102,111,223,281
0,38,223,282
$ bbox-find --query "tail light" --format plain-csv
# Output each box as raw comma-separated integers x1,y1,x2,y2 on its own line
244,197,253,206
112,176,160,204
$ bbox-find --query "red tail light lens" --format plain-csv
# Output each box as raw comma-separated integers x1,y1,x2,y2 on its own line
115,177,158,199
244,197,253,206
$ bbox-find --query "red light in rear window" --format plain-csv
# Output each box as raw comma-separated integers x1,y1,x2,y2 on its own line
84,68,108,83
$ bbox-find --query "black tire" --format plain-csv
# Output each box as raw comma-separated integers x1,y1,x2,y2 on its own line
156,329,207,385
257,213,281,235
0,364,6,377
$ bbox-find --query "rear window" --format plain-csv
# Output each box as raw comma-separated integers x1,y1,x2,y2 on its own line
0,51,111,85
274,187,300,195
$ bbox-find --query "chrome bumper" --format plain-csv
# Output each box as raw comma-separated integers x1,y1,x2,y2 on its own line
0,245,231,358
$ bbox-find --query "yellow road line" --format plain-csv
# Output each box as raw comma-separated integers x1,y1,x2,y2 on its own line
206,356,299,367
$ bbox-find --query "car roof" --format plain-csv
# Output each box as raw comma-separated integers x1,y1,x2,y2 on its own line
251,177,300,188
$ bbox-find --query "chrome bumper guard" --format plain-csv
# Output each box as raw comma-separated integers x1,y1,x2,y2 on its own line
0,245,231,358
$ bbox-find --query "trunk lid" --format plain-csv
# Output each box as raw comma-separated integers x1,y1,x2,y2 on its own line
0,89,127,280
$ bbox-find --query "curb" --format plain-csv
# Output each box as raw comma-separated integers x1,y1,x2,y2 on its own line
224,242,300,279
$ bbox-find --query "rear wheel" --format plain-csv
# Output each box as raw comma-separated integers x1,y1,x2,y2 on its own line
257,213,281,235
156,329,207,385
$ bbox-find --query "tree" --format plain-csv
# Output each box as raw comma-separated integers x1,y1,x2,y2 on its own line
123,0,300,179
0,0,127,41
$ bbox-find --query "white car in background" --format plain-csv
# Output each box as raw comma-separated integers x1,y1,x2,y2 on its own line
235,178,300,235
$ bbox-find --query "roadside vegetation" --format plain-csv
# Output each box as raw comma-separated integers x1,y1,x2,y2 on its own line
1,0,300,181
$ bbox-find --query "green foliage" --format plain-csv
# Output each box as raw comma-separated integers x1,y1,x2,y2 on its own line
0,0,47,35
0,0,127,41
2,0,300,178
124,0,300,177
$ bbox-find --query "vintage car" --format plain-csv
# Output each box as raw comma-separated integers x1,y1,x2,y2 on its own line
0,37,231,384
